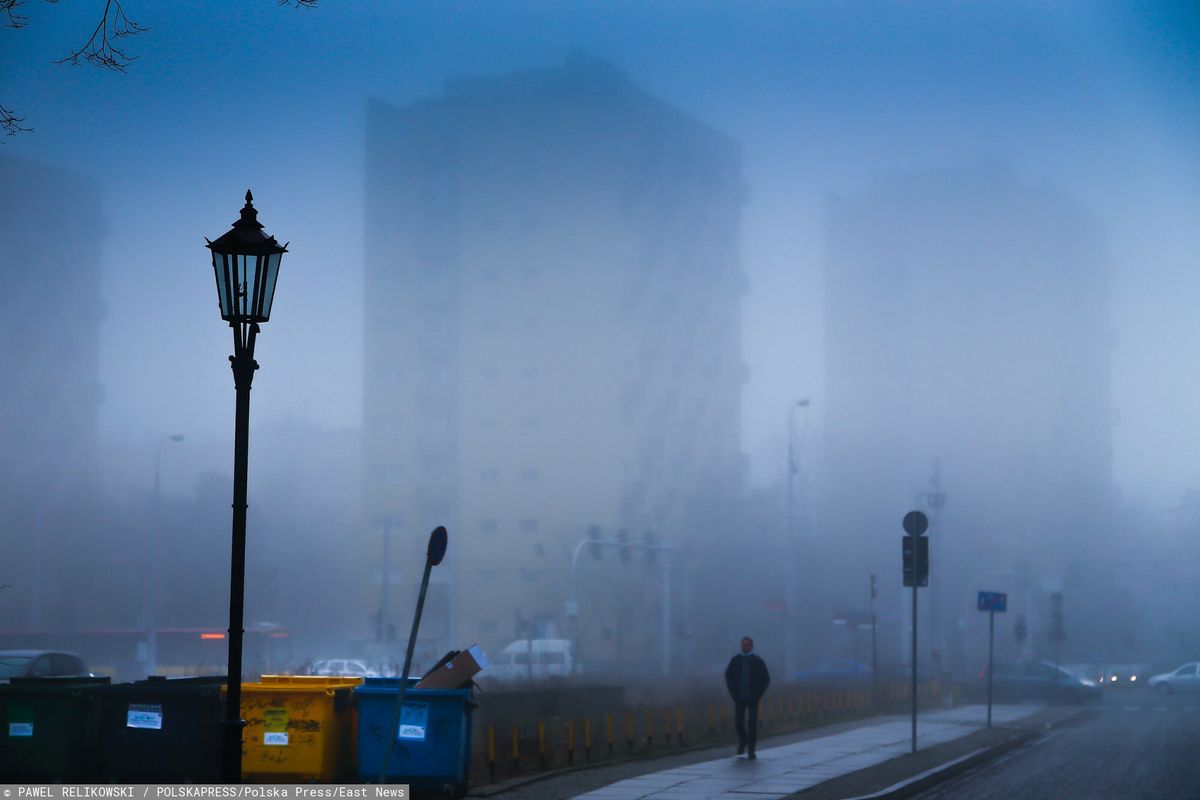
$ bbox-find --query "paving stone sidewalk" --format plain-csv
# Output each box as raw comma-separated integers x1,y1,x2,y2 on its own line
473,703,1080,800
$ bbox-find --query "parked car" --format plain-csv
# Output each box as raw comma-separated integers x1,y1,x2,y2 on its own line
481,639,574,685
979,661,1101,704
1148,662,1200,695
308,658,378,678
0,650,93,682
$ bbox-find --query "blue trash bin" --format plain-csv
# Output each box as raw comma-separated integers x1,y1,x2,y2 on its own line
354,678,475,796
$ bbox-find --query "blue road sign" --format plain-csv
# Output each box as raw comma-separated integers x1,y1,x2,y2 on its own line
977,591,1007,612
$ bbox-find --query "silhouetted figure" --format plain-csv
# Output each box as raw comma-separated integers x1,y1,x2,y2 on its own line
725,636,770,759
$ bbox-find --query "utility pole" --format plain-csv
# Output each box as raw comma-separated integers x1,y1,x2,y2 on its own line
921,460,946,676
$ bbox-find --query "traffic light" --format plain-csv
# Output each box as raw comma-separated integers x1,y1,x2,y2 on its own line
902,536,929,587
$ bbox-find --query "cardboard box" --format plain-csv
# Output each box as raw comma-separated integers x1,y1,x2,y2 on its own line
414,644,489,689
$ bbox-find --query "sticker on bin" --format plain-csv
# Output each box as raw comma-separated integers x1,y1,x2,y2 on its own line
9,722,33,737
127,703,164,729
397,701,430,741
263,707,289,746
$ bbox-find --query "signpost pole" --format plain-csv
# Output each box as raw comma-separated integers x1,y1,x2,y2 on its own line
987,609,994,728
380,526,448,783
901,510,927,755
911,579,918,753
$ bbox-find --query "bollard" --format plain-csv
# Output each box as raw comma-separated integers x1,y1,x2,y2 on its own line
567,719,575,766
607,713,615,755
707,704,715,736
664,707,672,744
646,709,654,749
675,707,684,745
538,720,546,770
625,711,634,752
584,717,593,761
488,724,496,780
511,723,520,774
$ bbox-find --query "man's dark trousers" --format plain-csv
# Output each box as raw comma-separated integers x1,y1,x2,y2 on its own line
734,699,759,753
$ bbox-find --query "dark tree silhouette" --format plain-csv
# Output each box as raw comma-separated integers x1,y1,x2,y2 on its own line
2,0,318,138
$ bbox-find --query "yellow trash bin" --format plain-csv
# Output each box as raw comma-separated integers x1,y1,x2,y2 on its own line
241,675,363,782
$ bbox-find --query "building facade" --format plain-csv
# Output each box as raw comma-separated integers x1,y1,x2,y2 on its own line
819,160,1115,673
0,156,106,630
362,60,747,672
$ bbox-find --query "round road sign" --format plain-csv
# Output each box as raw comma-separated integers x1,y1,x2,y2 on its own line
902,510,929,537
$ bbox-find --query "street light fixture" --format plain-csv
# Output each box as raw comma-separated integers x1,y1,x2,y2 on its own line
148,433,185,676
205,190,287,783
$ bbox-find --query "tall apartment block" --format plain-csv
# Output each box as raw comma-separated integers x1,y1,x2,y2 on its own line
0,156,105,629
820,160,1114,670
362,60,747,670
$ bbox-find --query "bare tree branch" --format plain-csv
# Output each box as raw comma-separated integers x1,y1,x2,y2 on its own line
6,0,313,136
2,104,34,137
52,0,148,71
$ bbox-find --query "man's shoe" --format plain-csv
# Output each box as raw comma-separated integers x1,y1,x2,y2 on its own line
747,750,756,760
737,743,746,755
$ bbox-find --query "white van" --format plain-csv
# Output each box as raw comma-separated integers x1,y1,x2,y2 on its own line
483,639,574,684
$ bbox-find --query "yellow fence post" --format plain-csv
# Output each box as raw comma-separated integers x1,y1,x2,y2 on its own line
538,720,547,770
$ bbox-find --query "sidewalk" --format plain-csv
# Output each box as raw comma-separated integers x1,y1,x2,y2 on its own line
570,705,1045,800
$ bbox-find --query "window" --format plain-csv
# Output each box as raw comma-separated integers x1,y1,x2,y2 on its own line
519,468,540,484
1177,664,1197,676
520,569,539,583
520,518,539,534
480,469,499,485
519,417,541,431
521,366,539,380
480,519,498,535
482,367,500,382
480,570,498,582
482,417,499,431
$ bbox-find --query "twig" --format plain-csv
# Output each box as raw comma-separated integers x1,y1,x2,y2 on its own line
53,0,149,72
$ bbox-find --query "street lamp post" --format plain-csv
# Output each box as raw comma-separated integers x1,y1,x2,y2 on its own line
206,190,287,783
784,398,809,678
148,433,185,676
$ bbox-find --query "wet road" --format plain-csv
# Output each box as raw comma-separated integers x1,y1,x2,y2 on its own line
914,690,1200,799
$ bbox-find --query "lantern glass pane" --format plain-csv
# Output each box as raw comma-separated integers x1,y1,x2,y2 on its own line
212,251,233,319
260,251,282,321
239,253,259,319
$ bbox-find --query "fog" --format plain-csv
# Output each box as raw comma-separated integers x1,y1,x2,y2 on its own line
2,2,1198,682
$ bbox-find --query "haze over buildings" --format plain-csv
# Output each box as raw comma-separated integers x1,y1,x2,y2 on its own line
362,60,747,672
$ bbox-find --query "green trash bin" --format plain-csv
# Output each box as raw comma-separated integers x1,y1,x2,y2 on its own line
86,675,226,782
354,678,476,796
0,676,111,783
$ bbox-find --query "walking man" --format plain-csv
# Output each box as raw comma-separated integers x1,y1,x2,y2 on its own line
724,636,770,758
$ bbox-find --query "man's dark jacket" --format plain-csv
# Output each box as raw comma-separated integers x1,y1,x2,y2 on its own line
725,653,770,701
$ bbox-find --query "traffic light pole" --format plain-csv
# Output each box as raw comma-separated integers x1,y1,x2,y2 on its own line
911,579,918,753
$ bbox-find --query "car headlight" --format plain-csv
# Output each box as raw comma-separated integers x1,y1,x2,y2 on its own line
1130,675,1137,682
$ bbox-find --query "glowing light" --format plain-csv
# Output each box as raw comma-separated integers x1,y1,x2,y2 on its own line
201,633,226,640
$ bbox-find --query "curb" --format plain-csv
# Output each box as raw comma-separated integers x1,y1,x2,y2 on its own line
844,707,1090,800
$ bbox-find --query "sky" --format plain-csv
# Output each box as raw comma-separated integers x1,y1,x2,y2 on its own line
4,0,1199,508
